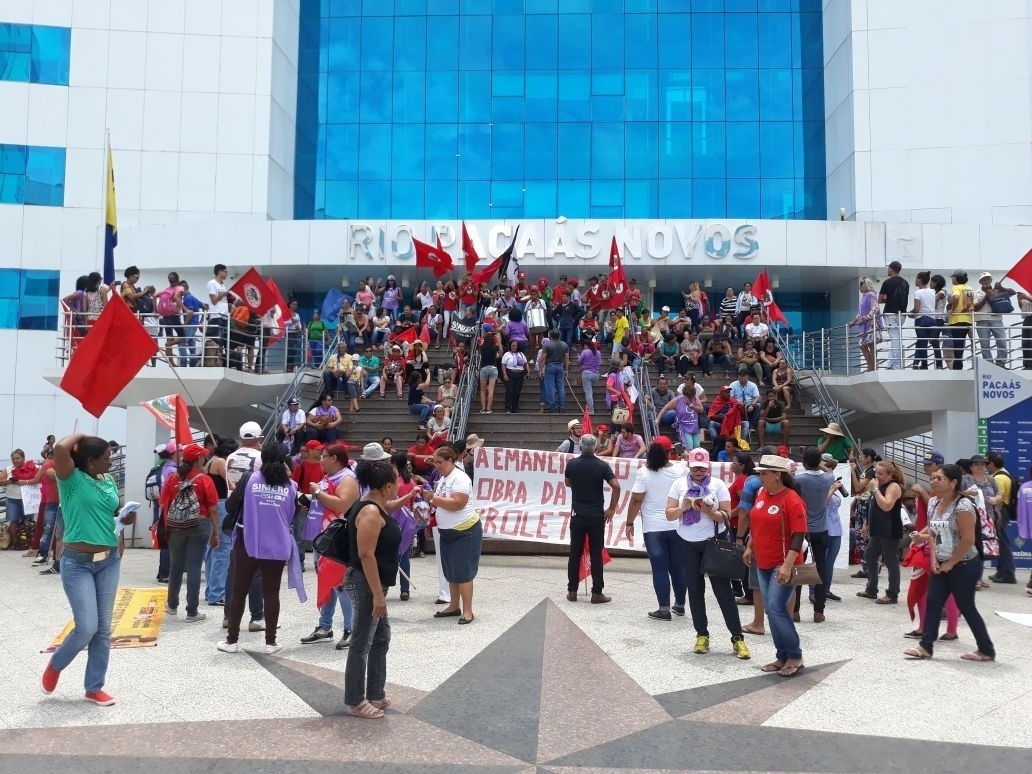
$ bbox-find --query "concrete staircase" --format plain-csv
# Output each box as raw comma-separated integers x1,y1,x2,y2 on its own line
292,348,830,453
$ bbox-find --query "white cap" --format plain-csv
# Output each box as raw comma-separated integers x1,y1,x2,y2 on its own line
239,421,263,440
661,305,670,312
979,271,993,281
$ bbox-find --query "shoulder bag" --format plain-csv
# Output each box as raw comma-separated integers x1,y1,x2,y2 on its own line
781,507,821,586
222,471,251,534
702,515,746,581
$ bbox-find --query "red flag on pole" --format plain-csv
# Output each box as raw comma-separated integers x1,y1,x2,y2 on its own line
578,536,613,582
174,394,192,445
229,268,276,316
598,237,629,310
263,278,291,344
581,406,593,437
751,269,788,325
1004,246,1032,293
140,394,193,444
60,296,158,418
470,254,504,287
414,235,455,278
389,326,418,346
461,222,479,273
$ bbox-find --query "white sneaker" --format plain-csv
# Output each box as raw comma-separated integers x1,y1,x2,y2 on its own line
253,643,282,655
184,612,207,623
216,641,240,653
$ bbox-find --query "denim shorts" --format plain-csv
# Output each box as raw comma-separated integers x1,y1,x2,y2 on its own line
479,365,499,380
4,497,25,523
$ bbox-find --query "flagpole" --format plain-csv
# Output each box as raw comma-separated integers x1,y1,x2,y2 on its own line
155,353,218,442
99,128,109,284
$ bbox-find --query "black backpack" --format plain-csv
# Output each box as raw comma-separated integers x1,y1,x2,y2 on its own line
144,464,163,502
998,470,1022,522
313,498,369,566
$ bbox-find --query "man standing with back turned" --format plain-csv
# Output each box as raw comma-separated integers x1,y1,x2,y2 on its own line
879,261,909,370
564,434,621,604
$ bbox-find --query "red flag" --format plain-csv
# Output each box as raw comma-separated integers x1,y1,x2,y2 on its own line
461,222,479,273
173,394,192,445
578,536,613,582
581,406,593,437
229,268,276,316
418,322,431,345
263,278,291,344
1004,246,1032,293
470,253,503,287
752,269,789,325
597,237,629,310
414,235,455,279
60,296,158,418
390,326,418,345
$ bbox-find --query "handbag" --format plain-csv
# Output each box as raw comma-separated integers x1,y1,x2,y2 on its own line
988,293,1014,314
702,518,746,580
612,405,630,424
780,510,821,586
222,471,251,534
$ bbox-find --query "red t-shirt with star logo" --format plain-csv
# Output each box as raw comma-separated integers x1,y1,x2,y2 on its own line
749,487,807,570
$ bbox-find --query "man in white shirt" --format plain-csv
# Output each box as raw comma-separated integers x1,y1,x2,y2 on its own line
207,264,234,354
280,398,307,454
973,271,1012,367
729,371,761,430
744,317,769,347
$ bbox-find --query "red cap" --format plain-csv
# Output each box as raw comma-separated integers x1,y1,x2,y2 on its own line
652,436,674,451
538,277,548,287
305,440,324,451
181,443,209,463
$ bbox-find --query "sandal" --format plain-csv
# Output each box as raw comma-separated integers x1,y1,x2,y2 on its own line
960,651,994,662
742,625,766,636
346,700,385,719
903,630,923,639
760,662,784,673
369,697,391,710
779,664,805,678
458,615,475,625
938,633,958,641
903,647,933,660
434,609,461,618
856,591,877,599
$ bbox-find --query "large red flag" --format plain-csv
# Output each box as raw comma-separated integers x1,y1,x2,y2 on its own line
263,277,292,344
470,253,504,287
751,269,788,325
597,237,629,310
578,536,613,582
174,394,192,444
1004,246,1032,293
461,222,479,273
581,406,593,437
389,326,418,346
229,268,275,316
61,296,158,418
414,235,455,278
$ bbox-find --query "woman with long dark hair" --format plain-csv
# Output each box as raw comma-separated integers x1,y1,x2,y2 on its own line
160,444,220,622
911,271,943,369
857,460,905,604
219,444,305,654
42,434,129,705
625,437,687,620
344,460,403,719
904,464,995,662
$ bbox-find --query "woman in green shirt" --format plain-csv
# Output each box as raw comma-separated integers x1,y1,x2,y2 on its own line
307,311,327,366
41,434,131,706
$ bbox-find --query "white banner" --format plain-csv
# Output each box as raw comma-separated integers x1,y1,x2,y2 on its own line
471,447,734,552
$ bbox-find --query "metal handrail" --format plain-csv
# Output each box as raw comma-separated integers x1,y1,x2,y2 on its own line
882,432,935,486
448,323,483,445
258,326,343,441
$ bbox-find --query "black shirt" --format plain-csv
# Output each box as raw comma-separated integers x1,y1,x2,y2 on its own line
564,454,615,520
347,500,402,587
879,275,910,314
868,481,903,540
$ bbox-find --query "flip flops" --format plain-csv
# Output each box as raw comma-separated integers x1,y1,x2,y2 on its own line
903,647,932,660
779,664,805,678
960,651,994,662
760,662,784,673
346,700,384,719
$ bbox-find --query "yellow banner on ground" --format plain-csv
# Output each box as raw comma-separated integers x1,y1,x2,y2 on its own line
43,587,168,653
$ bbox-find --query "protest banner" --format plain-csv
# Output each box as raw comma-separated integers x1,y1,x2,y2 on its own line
43,587,168,652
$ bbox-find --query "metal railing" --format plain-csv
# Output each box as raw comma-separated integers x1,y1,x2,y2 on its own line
448,323,483,445
57,305,313,375
882,432,935,487
785,311,1030,376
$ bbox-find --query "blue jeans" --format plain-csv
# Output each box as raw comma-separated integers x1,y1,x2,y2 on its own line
544,362,565,411
409,402,432,423
823,534,841,595
5,497,24,523
920,557,995,657
152,502,169,579
318,586,354,631
399,551,411,593
362,374,381,398
167,520,212,617
995,520,1016,581
643,529,687,610
38,503,61,557
757,567,802,662
204,501,231,603
344,568,391,707
51,548,121,692
581,370,599,413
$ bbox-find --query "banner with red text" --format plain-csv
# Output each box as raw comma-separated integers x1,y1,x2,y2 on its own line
472,447,734,553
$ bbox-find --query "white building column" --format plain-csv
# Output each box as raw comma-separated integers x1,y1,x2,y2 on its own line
931,409,977,464
123,405,165,549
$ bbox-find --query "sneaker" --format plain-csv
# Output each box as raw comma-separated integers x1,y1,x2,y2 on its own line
693,635,710,654
648,609,672,621
31,556,47,565
84,690,116,706
156,576,169,583
185,612,207,623
850,570,868,579
208,598,225,606
826,592,842,602
254,643,282,655
41,663,60,694
165,605,177,615
300,627,333,644
40,566,60,575
671,604,686,617
732,639,752,660
216,641,240,653
335,630,352,650
249,620,265,632
988,574,1016,584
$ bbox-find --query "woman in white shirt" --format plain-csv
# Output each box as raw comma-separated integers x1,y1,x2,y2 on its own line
501,339,530,414
911,271,943,370
370,308,392,347
424,446,480,624
625,437,687,620
665,448,750,660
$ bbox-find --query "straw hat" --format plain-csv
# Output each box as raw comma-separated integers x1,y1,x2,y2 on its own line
466,433,485,450
819,422,844,437
754,455,793,472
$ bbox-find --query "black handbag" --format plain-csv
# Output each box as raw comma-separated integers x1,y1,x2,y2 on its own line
222,471,251,534
702,518,746,580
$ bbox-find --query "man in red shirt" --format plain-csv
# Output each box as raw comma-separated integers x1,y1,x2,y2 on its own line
34,450,62,573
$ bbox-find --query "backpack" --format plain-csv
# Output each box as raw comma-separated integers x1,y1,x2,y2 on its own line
998,470,1021,522
165,478,202,529
144,464,163,502
137,293,154,314
312,498,367,566
156,286,179,316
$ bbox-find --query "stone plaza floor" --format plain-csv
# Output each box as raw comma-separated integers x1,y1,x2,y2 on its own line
1,548,1030,773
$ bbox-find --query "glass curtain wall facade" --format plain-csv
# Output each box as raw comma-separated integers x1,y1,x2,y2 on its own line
295,0,825,222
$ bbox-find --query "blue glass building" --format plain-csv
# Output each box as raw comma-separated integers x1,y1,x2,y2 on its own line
295,0,826,222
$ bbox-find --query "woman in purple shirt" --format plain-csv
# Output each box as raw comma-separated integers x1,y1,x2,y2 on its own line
218,445,306,655
848,277,881,372
504,308,530,352
578,342,603,414
381,276,402,322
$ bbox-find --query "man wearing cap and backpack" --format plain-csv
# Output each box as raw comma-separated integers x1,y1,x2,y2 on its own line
879,261,910,370
986,451,1019,584
223,421,267,632
557,420,584,454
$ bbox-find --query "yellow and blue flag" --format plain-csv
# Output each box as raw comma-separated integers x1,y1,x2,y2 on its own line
103,140,118,285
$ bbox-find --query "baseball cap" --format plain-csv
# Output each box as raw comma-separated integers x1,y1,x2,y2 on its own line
687,448,711,469
979,272,993,281
969,454,988,464
652,436,673,451
950,269,966,278
304,440,324,451
239,421,263,440
181,443,209,463
567,419,582,431
288,397,299,405
922,450,945,466
820,453,838,465
360,442,391,461
887,260,903,272
155,440,177,455
661,305,670,312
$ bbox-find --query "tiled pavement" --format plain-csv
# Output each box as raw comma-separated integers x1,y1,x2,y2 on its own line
2,549,1031,773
